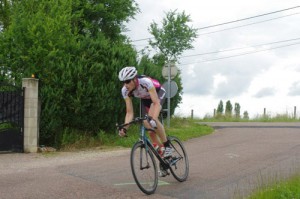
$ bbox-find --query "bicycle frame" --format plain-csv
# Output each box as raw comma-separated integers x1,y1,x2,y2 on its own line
138,124,170,170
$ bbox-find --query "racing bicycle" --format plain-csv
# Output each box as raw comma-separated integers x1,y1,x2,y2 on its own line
116,114,189,195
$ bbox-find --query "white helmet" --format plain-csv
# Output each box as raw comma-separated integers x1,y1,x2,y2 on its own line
118,66,137,81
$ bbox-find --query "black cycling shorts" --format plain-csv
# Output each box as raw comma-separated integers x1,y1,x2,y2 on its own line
141,88,166,116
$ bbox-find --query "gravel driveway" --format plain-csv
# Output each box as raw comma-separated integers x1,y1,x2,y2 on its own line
0,148,130,175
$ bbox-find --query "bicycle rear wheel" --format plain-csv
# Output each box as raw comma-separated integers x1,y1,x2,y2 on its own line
130,141,158,195
168,136,189,182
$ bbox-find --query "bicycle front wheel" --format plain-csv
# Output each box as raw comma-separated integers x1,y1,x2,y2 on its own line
168,136,189,182
130,141,158,195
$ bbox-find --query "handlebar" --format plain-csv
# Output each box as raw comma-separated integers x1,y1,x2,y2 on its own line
116,115,153,130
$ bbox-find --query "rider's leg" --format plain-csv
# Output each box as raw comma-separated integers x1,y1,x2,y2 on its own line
147,89,172,158
141,97,170,149
146,110,172,157
141,101,163,146
147,103,168,145
143,120,162,144
149,131,162,146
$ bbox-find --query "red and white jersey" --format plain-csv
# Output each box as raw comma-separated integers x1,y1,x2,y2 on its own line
121,76,162,99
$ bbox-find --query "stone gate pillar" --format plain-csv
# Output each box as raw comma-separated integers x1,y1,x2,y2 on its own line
22,78,39,153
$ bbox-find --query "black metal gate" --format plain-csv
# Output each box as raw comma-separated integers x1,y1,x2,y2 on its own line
0,83,24,152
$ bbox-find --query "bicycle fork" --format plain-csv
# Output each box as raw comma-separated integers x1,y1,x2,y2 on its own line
139,142,151,170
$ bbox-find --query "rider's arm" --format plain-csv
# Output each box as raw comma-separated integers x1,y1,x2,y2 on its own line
124,97,134,124
119,97,134,137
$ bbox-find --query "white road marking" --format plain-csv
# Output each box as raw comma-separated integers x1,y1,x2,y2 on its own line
114,180,170,186
225,153,240,159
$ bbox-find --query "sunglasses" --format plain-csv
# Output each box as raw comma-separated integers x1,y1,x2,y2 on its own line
123,79,132,84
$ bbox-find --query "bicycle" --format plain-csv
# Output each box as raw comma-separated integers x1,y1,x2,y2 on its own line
116,114,189,195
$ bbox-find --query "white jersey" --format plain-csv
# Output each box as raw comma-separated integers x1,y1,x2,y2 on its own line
121,76,161,99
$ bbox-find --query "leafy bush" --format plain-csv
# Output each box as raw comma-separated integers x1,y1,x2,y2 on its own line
0,0,138,146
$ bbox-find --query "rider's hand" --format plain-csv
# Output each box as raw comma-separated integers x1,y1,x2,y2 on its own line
119,128,127,137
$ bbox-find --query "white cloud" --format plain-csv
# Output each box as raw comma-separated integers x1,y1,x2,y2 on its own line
288,82,300,96
213,74,228,89
254,87,276,98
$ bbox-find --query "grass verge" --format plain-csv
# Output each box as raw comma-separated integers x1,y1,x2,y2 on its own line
247,174,300,199
60,117,213,151
201,114,300,122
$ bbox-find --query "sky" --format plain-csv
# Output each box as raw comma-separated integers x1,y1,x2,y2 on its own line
124,0,300,118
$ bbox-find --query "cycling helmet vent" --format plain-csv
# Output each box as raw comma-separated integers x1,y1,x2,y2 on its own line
118,66,137,81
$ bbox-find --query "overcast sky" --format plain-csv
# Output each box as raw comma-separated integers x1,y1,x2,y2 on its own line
124,0,300,118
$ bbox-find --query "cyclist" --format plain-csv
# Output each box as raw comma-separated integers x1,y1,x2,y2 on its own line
118,66,173,159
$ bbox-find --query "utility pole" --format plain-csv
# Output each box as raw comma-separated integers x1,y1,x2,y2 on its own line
167,62,171,128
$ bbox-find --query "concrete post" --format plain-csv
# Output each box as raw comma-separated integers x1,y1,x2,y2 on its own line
22,78,39,153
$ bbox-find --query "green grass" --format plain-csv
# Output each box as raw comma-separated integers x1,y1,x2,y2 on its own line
59,113,298,151
200,114,300,122
251,114,300,122
247,174,300,199
60,117,213,150
167,117,212,141
113,117,213,147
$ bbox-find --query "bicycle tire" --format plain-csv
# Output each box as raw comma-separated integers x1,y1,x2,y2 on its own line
130,141,158,195
168,136,189,182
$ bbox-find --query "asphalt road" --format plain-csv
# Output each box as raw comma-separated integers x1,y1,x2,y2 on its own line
0,122,299,199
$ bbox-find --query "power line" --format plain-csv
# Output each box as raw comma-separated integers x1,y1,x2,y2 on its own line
130,5,300,42
131,12,299,50
132,12,299,45
197,12,300,36
181,37,300,58
179,42,300,66
196,6,300,30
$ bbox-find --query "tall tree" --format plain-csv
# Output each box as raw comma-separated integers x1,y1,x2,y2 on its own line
217,100,224,115
225,100,233,117
147,10,197,115
234,103,241,118
243,111,249,120
149,10,197,62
